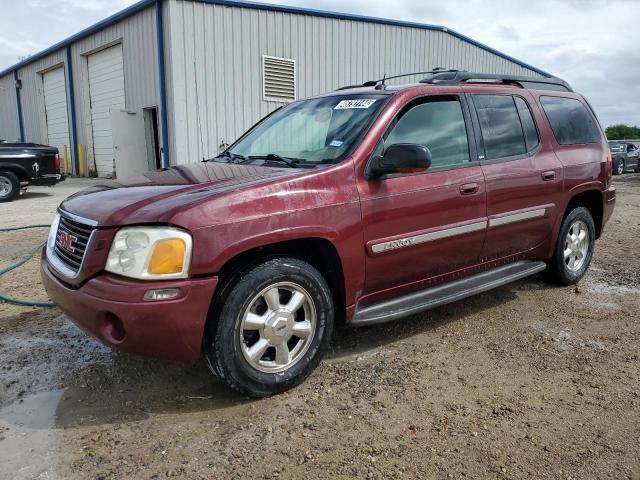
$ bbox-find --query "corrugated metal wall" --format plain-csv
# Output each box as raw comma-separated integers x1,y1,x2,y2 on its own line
69,6,159,173
0,75,20,142
1,0,547,171
0,6,159,174
164,0,542,164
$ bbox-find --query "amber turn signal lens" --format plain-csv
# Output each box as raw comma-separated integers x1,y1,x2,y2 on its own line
148,239,186,274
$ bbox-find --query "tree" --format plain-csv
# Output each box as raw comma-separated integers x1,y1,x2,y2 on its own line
605,124,640,140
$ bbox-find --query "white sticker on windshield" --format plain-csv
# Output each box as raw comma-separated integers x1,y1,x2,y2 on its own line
329,140,344,147
334,99,377,110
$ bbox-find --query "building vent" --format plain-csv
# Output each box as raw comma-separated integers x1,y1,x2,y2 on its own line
262,55,296,103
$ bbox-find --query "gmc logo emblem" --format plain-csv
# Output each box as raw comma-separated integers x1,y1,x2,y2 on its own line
57,230,78,253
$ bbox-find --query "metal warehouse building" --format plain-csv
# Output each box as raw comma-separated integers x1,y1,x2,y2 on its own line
0,0,548,178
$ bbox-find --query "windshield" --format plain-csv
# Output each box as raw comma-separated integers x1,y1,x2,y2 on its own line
227,94,387,165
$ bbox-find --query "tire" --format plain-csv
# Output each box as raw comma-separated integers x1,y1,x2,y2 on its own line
204,258,334,397
0,171,19,202
544,206,595,286
614,159,624,175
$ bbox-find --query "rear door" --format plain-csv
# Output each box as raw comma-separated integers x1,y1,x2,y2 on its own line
467,90,563,261
357,93,487,301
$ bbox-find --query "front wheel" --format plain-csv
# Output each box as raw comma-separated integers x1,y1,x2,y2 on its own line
204,258,334,397
615,159,625,175
544,206,595,285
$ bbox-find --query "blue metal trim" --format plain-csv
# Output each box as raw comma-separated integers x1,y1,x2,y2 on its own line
0,0,551,80
156,0,170,167
192,0,552,77
66,46,80,174
0,0,155,78
14,70,25,142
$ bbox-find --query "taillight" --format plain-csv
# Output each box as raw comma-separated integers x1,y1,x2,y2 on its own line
55,153,61,170
606,149,612,183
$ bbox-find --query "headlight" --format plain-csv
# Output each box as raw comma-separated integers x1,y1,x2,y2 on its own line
105,227,193,280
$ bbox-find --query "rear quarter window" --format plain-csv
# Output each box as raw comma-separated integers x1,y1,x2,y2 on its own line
540,96,601,145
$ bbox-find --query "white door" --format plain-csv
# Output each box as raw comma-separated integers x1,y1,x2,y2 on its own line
111,109,149,180
88,44,125,177
42,67,70,160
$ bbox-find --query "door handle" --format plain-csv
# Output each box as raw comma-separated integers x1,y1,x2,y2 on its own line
542,171,556,181
459,182,480,195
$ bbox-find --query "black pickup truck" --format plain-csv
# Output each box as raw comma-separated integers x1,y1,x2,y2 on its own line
0,141,65,202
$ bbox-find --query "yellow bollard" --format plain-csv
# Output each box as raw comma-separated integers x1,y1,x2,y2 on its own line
63,145,69,174
78,144,84,177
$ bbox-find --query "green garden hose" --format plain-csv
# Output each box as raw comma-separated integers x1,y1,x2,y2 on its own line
0,225,55,307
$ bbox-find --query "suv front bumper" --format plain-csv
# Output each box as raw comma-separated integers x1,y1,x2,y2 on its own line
41,252,218,361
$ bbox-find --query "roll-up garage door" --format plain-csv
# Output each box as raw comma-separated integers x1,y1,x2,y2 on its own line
88,44,125,177
42,67,70,161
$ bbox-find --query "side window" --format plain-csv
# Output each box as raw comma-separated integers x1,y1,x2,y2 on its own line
539,96,601,145
473,95,526,160
384,98,470,169
514,97,540,151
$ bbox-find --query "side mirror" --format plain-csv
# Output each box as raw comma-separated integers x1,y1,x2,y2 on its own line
366,143,432,179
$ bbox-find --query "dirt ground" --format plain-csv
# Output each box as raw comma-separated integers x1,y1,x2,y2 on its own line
1,176,639,479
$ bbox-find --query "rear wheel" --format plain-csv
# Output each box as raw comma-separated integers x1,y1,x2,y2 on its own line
204,258,334,397
0,171,19,202
544,206,595,285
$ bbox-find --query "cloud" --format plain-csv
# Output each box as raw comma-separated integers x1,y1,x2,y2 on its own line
1,0,638,127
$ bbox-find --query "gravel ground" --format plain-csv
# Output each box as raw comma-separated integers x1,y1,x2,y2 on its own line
0,175,639,479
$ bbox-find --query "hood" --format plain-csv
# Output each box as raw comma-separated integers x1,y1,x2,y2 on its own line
60,162,300,226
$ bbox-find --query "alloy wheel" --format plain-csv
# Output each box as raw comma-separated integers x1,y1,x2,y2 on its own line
0,176,12,198
239,282,316,373
563,220,589,272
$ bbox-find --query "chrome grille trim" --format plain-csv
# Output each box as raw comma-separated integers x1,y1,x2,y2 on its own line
48,209,97,279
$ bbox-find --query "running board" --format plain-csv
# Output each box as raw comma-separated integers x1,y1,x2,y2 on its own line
350,261,546,327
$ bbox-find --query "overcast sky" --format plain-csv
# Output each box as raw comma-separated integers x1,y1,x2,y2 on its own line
1,0,638,127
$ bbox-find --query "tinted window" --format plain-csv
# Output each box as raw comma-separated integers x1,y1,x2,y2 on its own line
514,97,539,151
540,96,601,145
385,99,470,168
473,95,526,159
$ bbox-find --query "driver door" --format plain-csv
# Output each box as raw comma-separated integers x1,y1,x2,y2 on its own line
356,94,487,302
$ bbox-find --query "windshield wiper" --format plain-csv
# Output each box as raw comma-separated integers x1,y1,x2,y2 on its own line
249,153,300,168
211,151,249,164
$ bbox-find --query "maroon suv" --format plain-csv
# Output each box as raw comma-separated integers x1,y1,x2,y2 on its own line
41,71,616,397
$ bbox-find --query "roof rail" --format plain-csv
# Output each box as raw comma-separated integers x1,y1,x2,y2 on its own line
419,71,572,92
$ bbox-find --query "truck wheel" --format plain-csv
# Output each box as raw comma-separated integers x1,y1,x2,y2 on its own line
0,171,19,202
544,206,595,286
615,159,624,175
204,258,334,397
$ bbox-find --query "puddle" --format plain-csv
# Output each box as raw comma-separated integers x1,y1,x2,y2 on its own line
1,315,112,405
0,390,64,479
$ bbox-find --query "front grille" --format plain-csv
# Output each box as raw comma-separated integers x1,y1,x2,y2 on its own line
53,214,95,274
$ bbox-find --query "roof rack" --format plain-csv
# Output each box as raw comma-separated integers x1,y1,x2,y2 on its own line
336,69,460,91
419,71,572,92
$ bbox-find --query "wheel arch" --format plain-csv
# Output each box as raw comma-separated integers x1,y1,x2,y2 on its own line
0,163,31,182
565,189,604,239
204,236,347,350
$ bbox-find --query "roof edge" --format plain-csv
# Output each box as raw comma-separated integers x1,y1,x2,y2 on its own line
0,0,552,78
0,0,155,78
